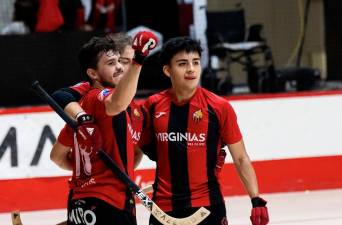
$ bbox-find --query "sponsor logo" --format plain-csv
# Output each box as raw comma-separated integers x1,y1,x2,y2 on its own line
128,123,141,143
97,89,110,101
156,132,206,146
86,127,94,136
80,178,96,188
69,207,96,225
155,112,166,118
136,190,153,210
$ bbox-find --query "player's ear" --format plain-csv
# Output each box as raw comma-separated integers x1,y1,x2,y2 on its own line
162,65,171,78
86,68,98,80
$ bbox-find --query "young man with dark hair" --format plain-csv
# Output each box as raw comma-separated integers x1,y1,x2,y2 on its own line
51,31,157,225
139,36,269,225
52,32,146,163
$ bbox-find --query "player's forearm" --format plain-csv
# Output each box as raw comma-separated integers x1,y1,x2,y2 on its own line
234,156,259,198
55,157,73,170
51,153,72,170
105,64,141,116
50,143,73,171
64,102,85,119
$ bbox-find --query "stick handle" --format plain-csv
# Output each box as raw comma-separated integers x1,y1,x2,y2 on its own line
30,80,153,209
31,80,78,130
30,81,210,224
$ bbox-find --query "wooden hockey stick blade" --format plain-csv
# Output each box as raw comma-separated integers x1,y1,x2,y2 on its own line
31,81,211,224
11,211,23,225
151,204,210,225
11,211,67,225
98,150,210,225
142,184,153,194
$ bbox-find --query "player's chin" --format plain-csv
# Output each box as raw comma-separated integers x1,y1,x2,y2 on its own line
185,77,199,86
183,83,198,91
112,76,123,84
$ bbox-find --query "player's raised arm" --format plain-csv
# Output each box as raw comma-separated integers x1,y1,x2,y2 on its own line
105,31,158,116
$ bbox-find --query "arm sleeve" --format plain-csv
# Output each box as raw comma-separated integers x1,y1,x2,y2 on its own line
52,88,82,109
52,82,91,109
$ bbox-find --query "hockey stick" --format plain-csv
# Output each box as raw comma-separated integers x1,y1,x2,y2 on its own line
11,211,67,225
142,184,153,193
31,81,210,225
11,211,23,225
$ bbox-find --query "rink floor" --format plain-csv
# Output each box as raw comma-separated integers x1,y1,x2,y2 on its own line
1,188,341,225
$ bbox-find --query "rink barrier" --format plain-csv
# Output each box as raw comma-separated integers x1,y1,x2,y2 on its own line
1,90,342,212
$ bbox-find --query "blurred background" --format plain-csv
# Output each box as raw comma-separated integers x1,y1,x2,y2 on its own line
0,0,341,107
1,1,342,223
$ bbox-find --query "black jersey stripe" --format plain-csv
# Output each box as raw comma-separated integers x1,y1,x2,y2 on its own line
140,104,157,161
168,103,191,210
142,104,160,202
112,111,128,172
207,104,224,205
127,105,132,119
112,111,132,212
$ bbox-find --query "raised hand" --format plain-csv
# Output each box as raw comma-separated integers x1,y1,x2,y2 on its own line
132,31,158,64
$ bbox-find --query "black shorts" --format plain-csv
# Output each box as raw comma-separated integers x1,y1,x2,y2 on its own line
67,197,137,225
149,203,228,225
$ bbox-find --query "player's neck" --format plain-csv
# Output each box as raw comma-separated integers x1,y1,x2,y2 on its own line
172,87,197,103
93,81,105,89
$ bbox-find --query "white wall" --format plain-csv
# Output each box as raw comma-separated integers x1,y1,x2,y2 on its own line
1,91,341,179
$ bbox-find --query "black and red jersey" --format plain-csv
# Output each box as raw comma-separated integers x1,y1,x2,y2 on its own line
58,88,136,212
126,100,147,145
70,81,146,145
139,87,242,212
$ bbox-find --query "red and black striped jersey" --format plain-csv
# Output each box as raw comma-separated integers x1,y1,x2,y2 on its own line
70,81,146,145
139,87,242,211
126,100,147,145
58,88,136,212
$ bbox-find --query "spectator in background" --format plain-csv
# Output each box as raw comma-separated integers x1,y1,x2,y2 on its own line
0,0,15,31
58,0,120,33
58,0,86,31
88,0,120,32
1,0,39,35
35,0,64,32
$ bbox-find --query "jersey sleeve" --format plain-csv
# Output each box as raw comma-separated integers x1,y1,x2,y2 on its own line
78,88,110,120
93,88,112,116
70,81,91,96
57,125,74,147
220,101,242,145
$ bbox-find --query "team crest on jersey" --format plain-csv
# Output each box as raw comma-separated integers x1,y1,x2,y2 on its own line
133,108,140,118
97,89,110,101
192,109,203,123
